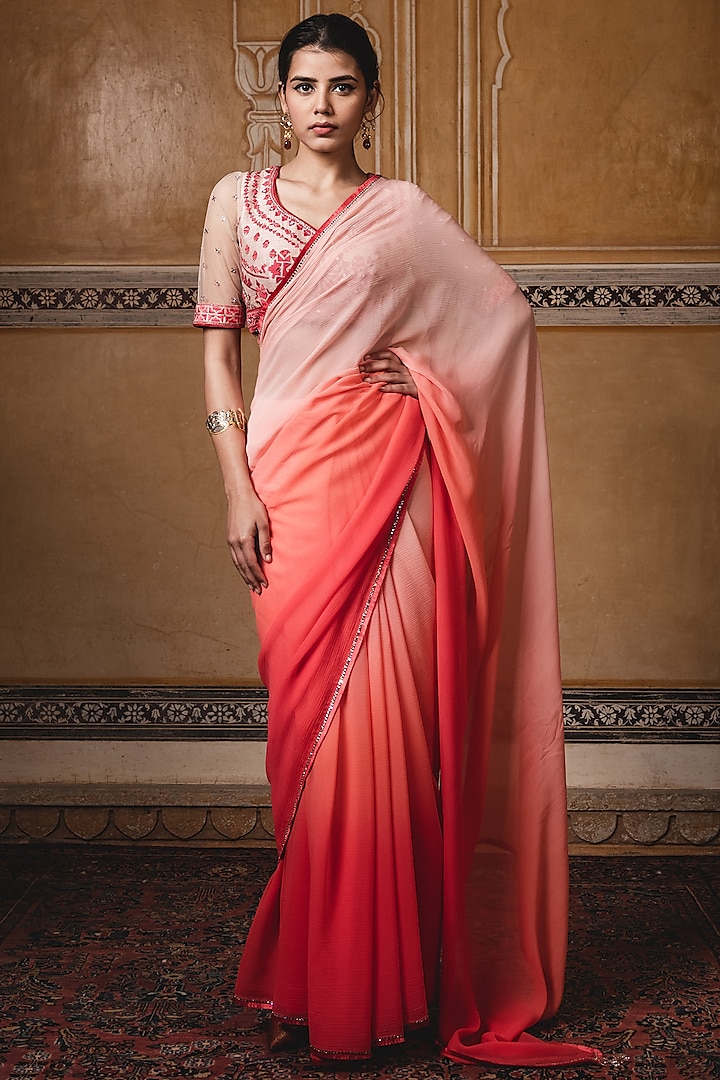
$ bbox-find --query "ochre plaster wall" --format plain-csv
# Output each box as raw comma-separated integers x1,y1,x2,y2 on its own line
482,0,720,253
1,325,717,685
0,329,260,682
4,0,716,262
543,327,720,684
1,1,246,264
1,0,718,689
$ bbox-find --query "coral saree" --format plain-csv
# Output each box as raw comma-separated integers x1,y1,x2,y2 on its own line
195,170,601,1067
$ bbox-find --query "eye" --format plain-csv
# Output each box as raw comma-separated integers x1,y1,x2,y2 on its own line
332,83,355,94
293,82,314,94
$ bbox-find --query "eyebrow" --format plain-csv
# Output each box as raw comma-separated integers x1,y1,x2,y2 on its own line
289,74,359,83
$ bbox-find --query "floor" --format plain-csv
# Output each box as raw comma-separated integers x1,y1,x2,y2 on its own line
0,847,718,1079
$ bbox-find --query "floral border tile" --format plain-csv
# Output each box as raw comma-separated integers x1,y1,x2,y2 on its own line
562,688,720,742
0,686,717,742
0,686,268,740
0,265,718,326
0,286,194,312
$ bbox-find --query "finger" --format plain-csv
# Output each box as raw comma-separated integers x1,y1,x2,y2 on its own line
363,348,399,359
366,374,414,391
228,542,257,591
359,354,418,397
229,535,267,593
361,365,402,379
379,372,419,397
359,354,401,373
361,366,408,385
379,382,416,395
370,369,409,382
257,521,273,564
240,536,268,591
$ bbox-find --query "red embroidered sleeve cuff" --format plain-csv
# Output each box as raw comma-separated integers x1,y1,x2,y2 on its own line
193,303,245,328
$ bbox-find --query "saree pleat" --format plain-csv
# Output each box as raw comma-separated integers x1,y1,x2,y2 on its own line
235,457,443,1057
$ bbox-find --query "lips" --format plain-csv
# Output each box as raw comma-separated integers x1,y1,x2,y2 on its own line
311,124,336,132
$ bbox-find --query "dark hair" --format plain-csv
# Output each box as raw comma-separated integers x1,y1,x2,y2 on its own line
278,13,379,94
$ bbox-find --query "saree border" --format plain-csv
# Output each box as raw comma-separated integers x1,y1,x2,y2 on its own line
233,998,430,1059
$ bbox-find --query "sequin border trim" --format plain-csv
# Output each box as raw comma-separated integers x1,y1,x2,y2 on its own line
279,453,422,857
234,997,430,1050
235,996,273,1011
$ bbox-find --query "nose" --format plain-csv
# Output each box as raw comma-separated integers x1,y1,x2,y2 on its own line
314,89,333,114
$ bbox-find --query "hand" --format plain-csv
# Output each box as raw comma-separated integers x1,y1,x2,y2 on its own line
226,490,272,594
359,350,418,398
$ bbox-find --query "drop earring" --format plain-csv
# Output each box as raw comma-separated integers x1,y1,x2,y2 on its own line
360,116,374,150
281,113,293,151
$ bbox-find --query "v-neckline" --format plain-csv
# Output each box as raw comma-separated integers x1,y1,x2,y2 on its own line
259,168,381,339
270,165,379,236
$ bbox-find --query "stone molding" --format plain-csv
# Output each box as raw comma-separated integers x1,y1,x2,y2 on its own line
0,784,717,850
0,265,717,327
1,685,718,742
0,785,273,846
567,789,720,849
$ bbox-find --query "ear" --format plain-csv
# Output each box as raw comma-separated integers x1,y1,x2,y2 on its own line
365,80,380,114
278,83,288,114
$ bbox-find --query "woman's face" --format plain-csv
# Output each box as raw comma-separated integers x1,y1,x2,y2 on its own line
279,47,377,155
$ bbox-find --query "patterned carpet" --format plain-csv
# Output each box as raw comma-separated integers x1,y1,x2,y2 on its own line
0,847,718,1079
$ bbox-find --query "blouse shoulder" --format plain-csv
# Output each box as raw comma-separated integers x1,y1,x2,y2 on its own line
211,167,277,186
207,170,246,201
208,167,280,209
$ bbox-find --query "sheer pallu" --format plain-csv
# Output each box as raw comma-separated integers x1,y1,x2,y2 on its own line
234,177,601,1067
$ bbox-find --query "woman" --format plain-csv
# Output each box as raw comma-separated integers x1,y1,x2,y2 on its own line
194,13,601,1069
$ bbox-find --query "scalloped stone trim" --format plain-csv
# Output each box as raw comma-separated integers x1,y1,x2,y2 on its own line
0,786,717,849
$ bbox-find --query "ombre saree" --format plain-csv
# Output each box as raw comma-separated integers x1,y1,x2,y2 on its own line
208,174,600,1067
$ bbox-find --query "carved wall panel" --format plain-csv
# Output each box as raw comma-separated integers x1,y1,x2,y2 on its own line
483,0,720,256
233,1,386,178
233,42,283,169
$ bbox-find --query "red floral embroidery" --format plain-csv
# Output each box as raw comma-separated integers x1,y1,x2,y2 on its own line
238,169,314,334
268,250,296,278
196,168,376,337
193,303,244,328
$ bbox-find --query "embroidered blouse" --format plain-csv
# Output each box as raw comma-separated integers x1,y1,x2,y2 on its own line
194,167,316,335
194,167,382,336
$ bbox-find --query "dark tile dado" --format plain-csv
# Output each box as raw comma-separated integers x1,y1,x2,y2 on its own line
1,264,718,326
0,685,718,742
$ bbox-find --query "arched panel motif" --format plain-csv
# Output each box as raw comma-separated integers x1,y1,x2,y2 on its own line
232,0,411,188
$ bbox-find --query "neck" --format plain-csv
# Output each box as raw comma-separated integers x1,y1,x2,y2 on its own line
280,145,367,188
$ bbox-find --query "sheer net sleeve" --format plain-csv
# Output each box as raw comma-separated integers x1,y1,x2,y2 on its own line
193,172,246,328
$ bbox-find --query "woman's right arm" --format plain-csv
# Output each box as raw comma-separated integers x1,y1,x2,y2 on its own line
203,327,272,594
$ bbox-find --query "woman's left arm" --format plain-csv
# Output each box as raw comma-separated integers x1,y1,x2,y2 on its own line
359,350,418,398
